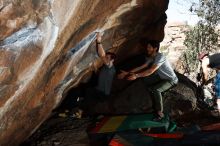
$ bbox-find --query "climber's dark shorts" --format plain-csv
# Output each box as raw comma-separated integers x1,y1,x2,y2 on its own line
215,72,220,98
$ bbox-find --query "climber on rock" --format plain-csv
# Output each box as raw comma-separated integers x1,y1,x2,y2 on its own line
117,39,178,120
76,32,116,116
93,32,116,97
198,52,220,113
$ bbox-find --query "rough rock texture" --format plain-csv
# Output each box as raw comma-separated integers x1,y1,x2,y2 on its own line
84,74,197,118
0,0,169,145
22,117,92,146
160,22,188,67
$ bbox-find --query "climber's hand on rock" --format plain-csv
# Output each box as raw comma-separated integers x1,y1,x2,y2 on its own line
96,32,102,43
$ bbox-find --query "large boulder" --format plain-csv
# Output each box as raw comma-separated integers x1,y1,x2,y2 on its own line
0,0,169,145
84,74,197,118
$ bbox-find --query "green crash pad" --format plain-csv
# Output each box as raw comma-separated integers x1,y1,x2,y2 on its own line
89,114,176,134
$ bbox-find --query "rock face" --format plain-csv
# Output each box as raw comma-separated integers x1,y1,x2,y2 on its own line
160,22,188,67
0,0,169,145
83,73,197,118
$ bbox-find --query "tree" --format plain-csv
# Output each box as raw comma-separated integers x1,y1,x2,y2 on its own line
183,0,220,72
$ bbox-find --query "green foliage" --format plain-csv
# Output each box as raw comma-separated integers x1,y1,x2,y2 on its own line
183,0,220,72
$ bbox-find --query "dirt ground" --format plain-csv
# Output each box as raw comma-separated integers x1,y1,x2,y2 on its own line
20,107,220,146
21,113,92,146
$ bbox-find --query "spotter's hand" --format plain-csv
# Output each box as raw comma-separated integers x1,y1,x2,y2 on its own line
126,73,137,81
117,70,129,79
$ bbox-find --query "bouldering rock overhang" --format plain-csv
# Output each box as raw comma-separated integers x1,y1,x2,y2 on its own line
0,0,169,145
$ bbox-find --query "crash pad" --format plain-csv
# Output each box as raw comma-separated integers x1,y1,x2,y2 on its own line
89,114,175,134
202,123,220,131
109,131,154,146
108,131,181,146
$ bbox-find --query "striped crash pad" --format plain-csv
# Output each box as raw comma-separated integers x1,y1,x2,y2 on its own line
109,130,220,146
108,131,182,146
89,114,176,134
109,131,154,146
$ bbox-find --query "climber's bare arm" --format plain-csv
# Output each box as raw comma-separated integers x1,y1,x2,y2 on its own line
96,32,109,65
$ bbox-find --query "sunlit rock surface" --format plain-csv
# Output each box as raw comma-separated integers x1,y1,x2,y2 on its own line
161,22,188,67
0,0,169,145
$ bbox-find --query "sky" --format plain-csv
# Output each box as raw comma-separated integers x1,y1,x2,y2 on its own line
166,0,200,25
